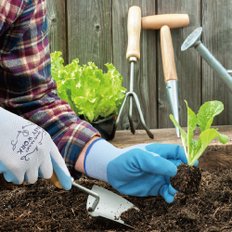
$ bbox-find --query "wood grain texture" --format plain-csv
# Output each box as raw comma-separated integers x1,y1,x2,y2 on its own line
202,0,232,125
157,0,202,129
46,0,67,61
112,125,232,147
66,0,112,68
112,126,232,170
46,0,232,129
112,0,157,130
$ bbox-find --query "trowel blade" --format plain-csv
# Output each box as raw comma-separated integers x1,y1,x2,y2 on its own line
166,80,180,137
87,185,137,228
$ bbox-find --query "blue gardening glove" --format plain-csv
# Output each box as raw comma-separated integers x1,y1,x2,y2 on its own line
0,108,72,190
84,138,187,203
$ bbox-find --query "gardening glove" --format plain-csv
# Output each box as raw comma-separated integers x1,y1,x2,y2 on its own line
0,107,72,190
84,138,187,203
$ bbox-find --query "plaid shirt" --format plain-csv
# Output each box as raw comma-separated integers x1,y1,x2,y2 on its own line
0,0,100,177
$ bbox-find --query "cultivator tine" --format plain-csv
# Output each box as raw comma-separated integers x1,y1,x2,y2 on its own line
116,91,154,139
131,93,154,139
128,95,136,134
115,6,153,139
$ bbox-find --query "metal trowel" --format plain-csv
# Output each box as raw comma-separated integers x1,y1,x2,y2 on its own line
87,185,137,228
51,173,138,228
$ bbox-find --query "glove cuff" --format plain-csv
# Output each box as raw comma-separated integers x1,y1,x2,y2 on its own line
84,138,120,182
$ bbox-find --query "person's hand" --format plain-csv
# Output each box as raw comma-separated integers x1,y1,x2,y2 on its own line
84,139,187,203
0,108,72,190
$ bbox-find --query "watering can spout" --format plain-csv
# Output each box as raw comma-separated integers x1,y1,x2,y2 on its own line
181,27,232,94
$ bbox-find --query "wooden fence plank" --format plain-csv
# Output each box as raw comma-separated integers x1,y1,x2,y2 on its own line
66,0,112,68
46,0,67,61
112,0,157,130
202,0,232,125
157,0,202,129
47,0,232,129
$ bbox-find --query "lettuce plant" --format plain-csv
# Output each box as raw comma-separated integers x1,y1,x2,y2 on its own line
170,100,229,166
51,51,126,123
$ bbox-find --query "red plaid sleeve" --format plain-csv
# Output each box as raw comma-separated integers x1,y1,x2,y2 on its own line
0,0,24,35
0,0,100,178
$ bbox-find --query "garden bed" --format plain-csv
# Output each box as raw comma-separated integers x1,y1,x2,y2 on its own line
0,127,232,232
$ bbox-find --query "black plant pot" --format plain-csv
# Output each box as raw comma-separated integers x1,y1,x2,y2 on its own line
92,115,116,141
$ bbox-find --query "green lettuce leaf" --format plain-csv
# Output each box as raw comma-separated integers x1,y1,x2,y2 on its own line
170,100,229,166
51,51,126,122
189,128,229,166
197,100,224,132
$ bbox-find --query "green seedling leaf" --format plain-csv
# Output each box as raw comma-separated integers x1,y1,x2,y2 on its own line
185,100,197,163
170,100,229,166
189,128,229,166
197,100,224,132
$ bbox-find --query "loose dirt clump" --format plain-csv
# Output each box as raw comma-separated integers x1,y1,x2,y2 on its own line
171,164,202,194
0,155,232,231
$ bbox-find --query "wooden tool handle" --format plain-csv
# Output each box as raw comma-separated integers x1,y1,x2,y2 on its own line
126,6,141,60
51,172,63,189
160,25,178,82
142,14,189,30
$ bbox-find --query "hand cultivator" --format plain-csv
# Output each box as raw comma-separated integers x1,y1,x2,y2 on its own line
116,6,154,139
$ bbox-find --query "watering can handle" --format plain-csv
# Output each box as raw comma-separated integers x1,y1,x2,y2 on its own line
126,6,141,61
160,25,178,82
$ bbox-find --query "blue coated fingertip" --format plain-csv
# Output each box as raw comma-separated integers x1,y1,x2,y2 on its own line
163,190,175,203
168,184,177,195
0,162,7,172
159,185,176,203
4,172,19,184
171,159,182,167
51,158,72,190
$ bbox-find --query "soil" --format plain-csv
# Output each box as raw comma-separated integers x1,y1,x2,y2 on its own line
171,164,202,194
0,155,232,231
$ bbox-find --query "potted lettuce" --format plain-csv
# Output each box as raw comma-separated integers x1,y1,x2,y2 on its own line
169,100,229,194
51,51,126,140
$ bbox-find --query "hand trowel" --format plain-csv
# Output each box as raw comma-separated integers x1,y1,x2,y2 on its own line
51,173,138,228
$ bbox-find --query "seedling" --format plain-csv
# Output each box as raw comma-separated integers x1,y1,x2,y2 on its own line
170,100,229,166
170,100,229,194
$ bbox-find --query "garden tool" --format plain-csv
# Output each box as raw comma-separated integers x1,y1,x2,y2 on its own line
142,14,190,138
51,173,137,228
181,27,232,93
116,6,154,139
160,25,180,137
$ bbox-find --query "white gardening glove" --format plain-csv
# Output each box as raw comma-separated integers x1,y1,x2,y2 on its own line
0,107,72,190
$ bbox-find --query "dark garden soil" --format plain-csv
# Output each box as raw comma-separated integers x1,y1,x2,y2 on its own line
171,164,202,194
0,152,232,232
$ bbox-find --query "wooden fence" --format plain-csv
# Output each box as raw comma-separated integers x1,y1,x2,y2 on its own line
46,0,232,130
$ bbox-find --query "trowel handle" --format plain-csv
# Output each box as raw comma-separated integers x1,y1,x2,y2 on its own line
126,6,141,61
142,14,189,30
160,25,178,82
51,172,63,189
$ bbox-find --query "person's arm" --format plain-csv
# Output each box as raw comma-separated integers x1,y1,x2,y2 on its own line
0,0,24,36
75,136,99,173
23,100,101,179
75,138,187,203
